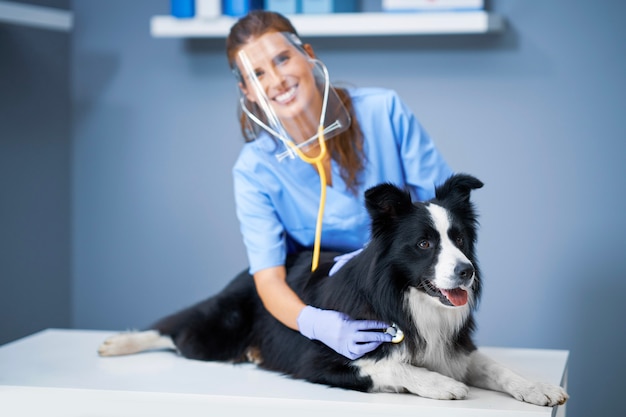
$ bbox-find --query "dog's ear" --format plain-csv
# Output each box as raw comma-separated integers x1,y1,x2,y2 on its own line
365,183,413,223
435,174,483,206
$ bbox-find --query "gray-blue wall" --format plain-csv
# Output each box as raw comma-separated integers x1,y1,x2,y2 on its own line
0,0,71,345
3,1,625,416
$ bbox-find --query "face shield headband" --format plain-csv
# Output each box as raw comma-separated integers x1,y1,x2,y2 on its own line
233,32,350,162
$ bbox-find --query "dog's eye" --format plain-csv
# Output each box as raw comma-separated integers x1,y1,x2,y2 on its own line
418,240,431,249
455,236,464,247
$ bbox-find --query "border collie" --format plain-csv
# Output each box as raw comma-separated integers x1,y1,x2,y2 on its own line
99,174,568,406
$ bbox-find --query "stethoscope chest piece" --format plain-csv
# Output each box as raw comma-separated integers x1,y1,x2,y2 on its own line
385,323,405,344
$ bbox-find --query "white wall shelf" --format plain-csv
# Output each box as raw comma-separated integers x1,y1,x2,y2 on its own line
0,1,72,32
150,11,504,38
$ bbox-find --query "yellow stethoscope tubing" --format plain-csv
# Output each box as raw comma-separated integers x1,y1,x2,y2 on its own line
285,125,327,272
285,62,331,272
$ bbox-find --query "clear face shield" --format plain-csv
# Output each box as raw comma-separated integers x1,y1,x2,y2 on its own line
233,32,351,162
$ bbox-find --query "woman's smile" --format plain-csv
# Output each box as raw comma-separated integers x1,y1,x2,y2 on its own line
273,85,297,105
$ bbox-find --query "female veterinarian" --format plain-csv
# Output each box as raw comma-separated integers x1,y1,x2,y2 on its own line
227,10,452,360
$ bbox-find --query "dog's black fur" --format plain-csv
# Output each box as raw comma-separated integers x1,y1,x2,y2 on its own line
147,174,482,391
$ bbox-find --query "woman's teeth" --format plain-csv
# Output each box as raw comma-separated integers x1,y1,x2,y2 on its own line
275,87,296,104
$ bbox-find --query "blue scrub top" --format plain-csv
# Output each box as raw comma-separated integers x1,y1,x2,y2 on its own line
233,87,453,274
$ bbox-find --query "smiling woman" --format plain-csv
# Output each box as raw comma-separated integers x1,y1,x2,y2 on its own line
223,10,453,360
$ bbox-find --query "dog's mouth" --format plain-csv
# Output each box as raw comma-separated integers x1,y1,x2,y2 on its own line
421,280,468,307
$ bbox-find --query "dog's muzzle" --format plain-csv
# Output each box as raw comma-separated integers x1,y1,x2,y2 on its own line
422,261,474,307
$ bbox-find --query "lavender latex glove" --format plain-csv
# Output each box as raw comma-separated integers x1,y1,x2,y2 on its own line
328,248,364,276
297,306,392,360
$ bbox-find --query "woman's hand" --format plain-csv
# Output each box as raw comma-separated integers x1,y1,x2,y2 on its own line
297,306,392,360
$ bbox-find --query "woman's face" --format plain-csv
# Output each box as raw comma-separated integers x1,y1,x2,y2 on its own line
236,32,321,129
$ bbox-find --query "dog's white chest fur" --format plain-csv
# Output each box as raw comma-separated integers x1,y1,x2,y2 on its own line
403,288,471,379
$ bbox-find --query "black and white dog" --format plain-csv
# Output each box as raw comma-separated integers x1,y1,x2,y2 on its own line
99,174,567,406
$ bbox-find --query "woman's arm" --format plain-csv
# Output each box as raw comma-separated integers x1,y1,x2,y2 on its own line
253,264,392,359
253,265,306,330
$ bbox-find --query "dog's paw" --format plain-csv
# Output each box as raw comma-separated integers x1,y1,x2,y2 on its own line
98,332,141,356
509,381,569,406
98,330,174,357
413,374,470,400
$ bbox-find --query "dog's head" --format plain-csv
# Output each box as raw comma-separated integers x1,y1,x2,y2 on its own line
364,174,483,309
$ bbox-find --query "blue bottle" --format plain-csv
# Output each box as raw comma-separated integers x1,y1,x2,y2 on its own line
222,0,263,17
171,0,195,18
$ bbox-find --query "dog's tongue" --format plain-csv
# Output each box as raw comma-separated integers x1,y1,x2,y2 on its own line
440,288,468,306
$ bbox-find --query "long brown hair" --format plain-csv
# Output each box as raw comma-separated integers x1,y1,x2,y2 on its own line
226,10,365,194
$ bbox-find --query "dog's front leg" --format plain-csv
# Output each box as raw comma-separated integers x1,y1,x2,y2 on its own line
357,359,469,400
465,350,568,406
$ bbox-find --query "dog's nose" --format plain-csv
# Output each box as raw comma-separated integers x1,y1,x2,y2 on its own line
455,262,475,281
